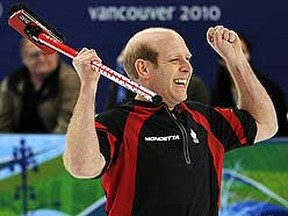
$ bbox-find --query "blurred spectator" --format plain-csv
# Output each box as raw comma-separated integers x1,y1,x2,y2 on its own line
104,49,135,110
186,74,210,104
0,38,80,133
211,34,288,136
105,49,210,110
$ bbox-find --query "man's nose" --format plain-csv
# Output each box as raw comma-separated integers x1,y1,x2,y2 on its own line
36,52,48,61
180,59,193,73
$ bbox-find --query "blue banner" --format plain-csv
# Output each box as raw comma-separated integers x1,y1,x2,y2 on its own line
1,0,287,110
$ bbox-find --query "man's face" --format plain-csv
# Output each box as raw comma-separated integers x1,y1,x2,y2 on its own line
21,40,59,77
147,33,193,108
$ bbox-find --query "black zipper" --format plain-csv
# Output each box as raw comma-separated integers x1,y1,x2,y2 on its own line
164,105,191,165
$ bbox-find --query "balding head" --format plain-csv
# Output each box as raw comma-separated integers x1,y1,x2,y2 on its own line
20,37,59,78
123,27,179,80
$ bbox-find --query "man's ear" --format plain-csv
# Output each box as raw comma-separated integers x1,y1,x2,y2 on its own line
134,59,150,79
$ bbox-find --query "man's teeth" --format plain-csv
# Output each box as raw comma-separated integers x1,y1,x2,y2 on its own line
173,79,187,85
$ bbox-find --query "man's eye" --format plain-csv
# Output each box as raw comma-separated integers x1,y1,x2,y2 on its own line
170,58,179,63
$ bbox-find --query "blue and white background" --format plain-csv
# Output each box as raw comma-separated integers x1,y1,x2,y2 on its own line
0,0,288,111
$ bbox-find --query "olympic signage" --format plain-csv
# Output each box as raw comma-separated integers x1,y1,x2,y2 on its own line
87,5,222,22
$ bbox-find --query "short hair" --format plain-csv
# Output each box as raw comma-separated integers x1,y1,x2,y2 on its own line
123,43,158,80
122,27,177,80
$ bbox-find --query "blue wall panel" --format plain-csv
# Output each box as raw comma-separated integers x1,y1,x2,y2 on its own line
1,0,287,111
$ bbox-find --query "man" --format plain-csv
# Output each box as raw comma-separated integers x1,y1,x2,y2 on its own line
63,26,278,215
0,38,80,133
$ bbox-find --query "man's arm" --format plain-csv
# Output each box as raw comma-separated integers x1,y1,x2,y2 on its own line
207,26,278,142
63,48,105,178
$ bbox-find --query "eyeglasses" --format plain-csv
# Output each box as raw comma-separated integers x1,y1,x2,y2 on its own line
23,51,48,60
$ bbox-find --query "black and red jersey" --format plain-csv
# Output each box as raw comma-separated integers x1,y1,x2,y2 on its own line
95,100,257,216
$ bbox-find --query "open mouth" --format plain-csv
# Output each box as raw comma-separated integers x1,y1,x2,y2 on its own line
173,78,187,86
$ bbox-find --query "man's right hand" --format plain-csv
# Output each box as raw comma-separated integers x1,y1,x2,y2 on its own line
72,48,102,86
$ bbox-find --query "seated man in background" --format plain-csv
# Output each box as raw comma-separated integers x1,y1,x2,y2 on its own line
0,38,80,133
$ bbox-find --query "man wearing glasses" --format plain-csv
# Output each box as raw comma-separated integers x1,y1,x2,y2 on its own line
0,38,80,133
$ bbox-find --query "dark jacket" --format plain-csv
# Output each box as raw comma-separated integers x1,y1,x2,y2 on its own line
0,62,80,133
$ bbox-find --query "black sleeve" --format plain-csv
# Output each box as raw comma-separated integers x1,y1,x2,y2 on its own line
97,130,111,171
93,108,128,177
211,107,257,152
